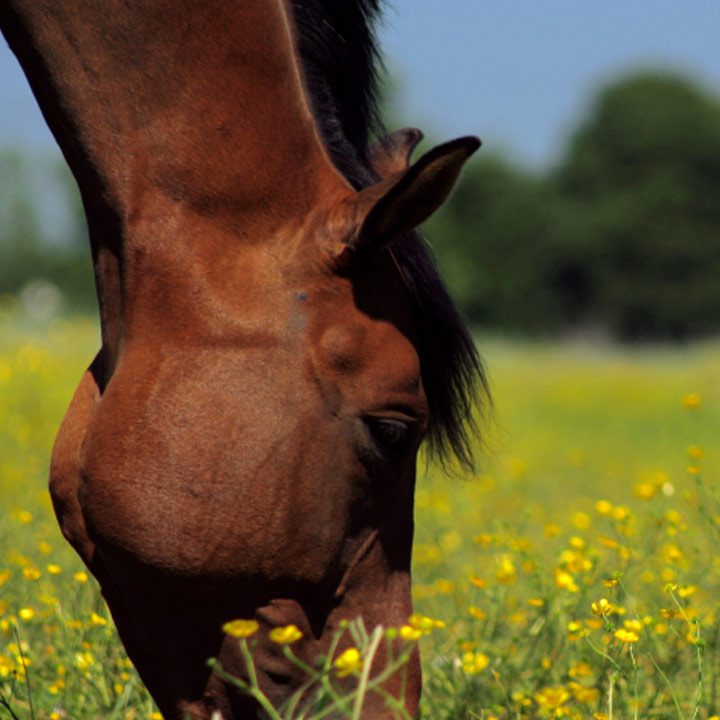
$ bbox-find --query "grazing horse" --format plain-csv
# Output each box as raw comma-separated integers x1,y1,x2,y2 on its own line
1,1,485,718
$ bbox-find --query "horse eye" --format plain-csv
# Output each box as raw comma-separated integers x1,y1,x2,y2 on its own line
366,417,411,453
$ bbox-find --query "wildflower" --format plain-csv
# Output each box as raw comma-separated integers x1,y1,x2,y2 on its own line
461,651,489,675
623,619,643,632
0,570,10,587
19,608,35,621
569,536,586,550
47,564,62,575
614,628,639,643
474,533,493,547
591,598,611,616
88,612,107,627
688,445,705,460
222,619,259,638
16,510,33,524
334,647,363,677
534,686,571,712
468,606,487,619
37,541,52,554
572,512,591,529
268,625,302,644
634,482,657,499
569,661,594,678
468,573,487,588
595,500,613,515
495,556,516,584
570,682,600,704
408,613,446,634
399,625,422,641
598,536,619,548
434,579,454,594
74,571,88,583
528,598,544,607
687,465,701,475
655,623,669,635
681,393,701,409
602,578,618,588
555,568,578,592
544,523,562,538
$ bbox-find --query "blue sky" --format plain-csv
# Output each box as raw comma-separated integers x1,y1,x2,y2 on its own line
2,1,720,168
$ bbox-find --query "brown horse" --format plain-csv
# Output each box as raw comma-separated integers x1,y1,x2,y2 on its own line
1,1,485,718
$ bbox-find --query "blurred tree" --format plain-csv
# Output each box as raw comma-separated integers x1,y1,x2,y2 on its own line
0,150,95,315
424,154,584,334
555,71,720,339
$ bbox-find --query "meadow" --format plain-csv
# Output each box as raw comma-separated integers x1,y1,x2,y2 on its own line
1,304,719,720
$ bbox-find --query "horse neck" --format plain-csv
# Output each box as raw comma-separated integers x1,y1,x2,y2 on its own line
1,0,350,369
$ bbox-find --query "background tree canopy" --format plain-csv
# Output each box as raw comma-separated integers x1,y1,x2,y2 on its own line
426,70,720,340
2,69,720,340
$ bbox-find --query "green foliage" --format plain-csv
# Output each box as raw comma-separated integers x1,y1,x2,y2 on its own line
0,150,96,316
426,70,720,339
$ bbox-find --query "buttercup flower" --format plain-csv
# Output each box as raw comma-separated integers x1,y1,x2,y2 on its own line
334,647,363,677
222,619,259,638
461,651,489,675
615,628,639,643
269,624,302,644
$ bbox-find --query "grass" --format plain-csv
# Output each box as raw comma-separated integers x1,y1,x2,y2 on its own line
1,308,719,719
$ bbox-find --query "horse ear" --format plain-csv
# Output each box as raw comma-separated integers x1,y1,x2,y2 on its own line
334,136,480,272
368,128,424,178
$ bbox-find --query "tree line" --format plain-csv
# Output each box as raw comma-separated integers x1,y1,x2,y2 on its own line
2,70,720,339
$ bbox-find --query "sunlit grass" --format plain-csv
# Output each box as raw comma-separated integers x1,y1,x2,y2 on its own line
1,310,719,719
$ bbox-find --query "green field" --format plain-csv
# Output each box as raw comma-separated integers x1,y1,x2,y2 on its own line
1,311,719,719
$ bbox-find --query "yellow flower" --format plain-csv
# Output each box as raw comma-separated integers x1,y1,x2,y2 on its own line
591,598,611,616
74,571,89,583
37,541,52,554
268,625,302,644
19,608,35,621
409,613,446,634
678,585,697,598
16,511,33,524
495,556,516,584
89,612,107,627
334,647,363,677
688,445,705,460
614,628,639,643
681,393,701,409
571,512,591,529
624,619,643,632
399,625,422,641
47,564,62,575
544,523,562,538
528,598,544,607
468,573,487,588
534,686,571,711
569,536,586,550
555,568,578,592
461,651,489,675
569,661,594,678
468,606,487,619
570,682,600,704
595,500,613,515
633,482,657,500
222,619,259,638
23,567,41,580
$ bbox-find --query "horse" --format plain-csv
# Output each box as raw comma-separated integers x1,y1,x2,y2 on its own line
0,1,486,718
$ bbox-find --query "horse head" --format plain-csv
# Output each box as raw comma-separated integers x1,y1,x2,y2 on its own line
1,1,482,717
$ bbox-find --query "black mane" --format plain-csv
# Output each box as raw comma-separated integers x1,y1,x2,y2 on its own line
290,0,488,469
